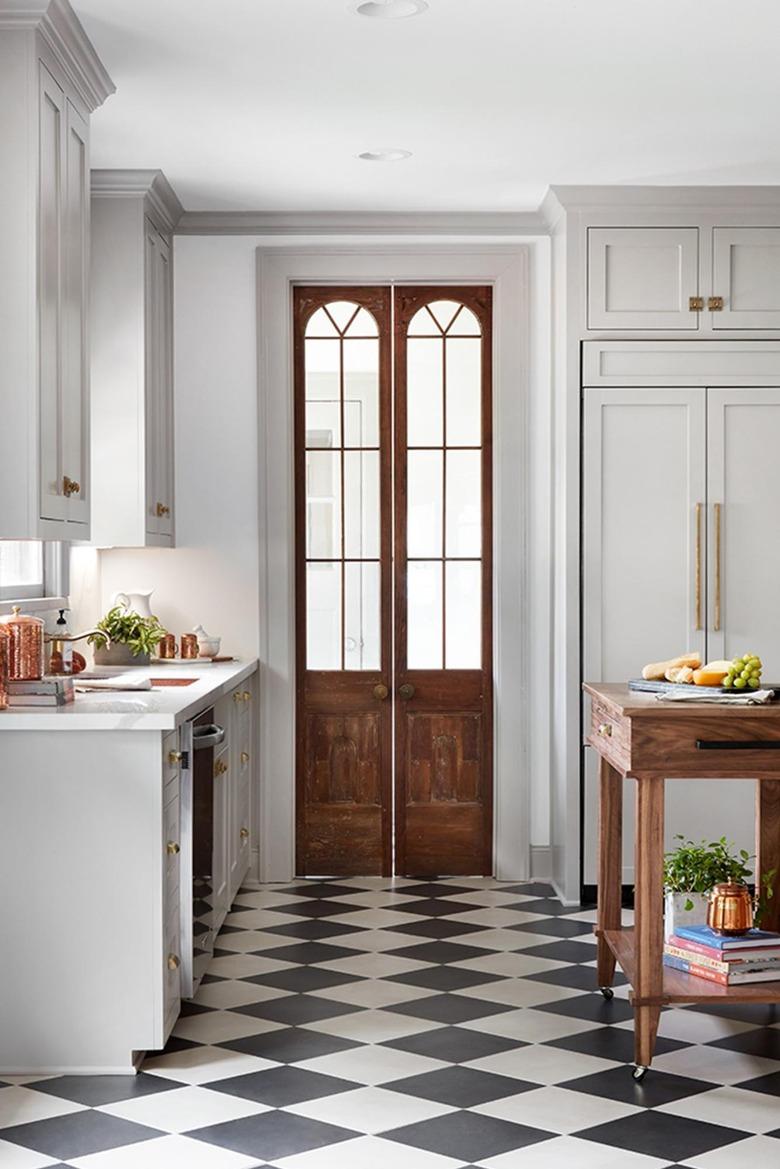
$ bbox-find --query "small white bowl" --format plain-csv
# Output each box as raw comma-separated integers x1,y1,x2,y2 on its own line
198,637,221,658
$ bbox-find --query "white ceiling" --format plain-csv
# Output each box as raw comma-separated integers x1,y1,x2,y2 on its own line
75,0,780,213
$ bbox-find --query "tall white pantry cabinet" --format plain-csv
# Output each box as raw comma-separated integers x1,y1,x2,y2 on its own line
546,188,780,900
0,0,114,540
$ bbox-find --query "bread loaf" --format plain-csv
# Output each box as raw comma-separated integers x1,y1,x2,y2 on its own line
642,653,701,681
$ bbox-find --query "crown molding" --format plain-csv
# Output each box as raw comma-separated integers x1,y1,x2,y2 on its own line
0,0,115,111
175,209,547,237
91,169,184,232
549,184,780,210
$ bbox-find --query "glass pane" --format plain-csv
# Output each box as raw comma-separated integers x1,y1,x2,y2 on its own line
448,304,481,336
343,339,379,447
345,307,378,336
305,339,341,447
445,560,481,668
344,451,380,559
306,451,341,559
408,305,439,336
305,307,338,337
307,562,342,669
407,338,443,446
428,299,462,332
446,450,481,558
407,450,443,558
0,541,44,597
446,337,481,446
345,561,380,670
325,300,360,332
407,560,443,669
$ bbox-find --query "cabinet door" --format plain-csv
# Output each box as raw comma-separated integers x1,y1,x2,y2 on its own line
707,389,780,672
712,228,780,330
155,232,175,541
62,99,89,529
582,389,706,884
211,744,229,926
144,222,160,538
588,227,700,331
38,65,67,523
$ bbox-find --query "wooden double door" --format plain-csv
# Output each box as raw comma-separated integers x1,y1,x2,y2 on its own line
294,285,493,877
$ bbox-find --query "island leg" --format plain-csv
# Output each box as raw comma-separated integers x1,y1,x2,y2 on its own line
633,773,665,1072
596,756,623,993
757,778,780,934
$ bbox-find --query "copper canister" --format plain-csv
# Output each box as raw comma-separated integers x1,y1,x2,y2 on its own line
0,606,44,680
158,633,177,659
0,627,9,710
180,633,198,659
707,882,754,935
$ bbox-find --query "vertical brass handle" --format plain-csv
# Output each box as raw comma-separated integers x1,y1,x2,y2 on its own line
714,502,722,631
694,502,703,631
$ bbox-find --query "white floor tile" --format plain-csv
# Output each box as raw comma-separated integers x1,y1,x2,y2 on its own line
439,890,526,907
295,1045,449,1085
317,929,428,953
444,909,547,928
302,1008,443,1044
193,978,293,1010
471,1084,643,1133
651,1043,780,1085
326,891,418,909
451,952,567,978
0,1140,60,1168
206,952,293,979
232,890,312,909
448,929,560,952
455,979,585,1009
222,908,308,930
680,1135,780,1169
467,1044,622,1084
308,978,439,1008
284,1085,455,1133
324,908,423,930
212,929,292,953
67,1134,259,1169
614,1008,757,1045
477,1135,669,1169
143,1044,279,1084
0,1086,86,1129
657,1084,780,1134
173,1009,284,1045
315,952,433,979
98,1085,271,1132
271,1134,467,1169
459,1007,600,1043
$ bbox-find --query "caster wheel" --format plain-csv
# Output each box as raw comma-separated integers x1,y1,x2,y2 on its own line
599,986,614,1000
632,1065,648,1082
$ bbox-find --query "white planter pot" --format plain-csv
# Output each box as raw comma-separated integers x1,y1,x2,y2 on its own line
664,890,710,942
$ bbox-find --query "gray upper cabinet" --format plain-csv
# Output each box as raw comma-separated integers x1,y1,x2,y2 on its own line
712,228,780,330
0,1,113,540
90,171,182,548
588,227,701,331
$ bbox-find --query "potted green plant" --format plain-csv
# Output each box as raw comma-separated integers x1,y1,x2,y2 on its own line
88,605,167,667
664,834,775,940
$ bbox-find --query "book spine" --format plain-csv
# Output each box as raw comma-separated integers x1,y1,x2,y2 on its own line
669,934,729,961
665,944,729,973
663,954,728,985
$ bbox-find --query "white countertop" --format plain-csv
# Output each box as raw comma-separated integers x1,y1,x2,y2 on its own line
0,660,259,730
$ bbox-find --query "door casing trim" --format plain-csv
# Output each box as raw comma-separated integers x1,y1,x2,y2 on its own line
256,245,531,882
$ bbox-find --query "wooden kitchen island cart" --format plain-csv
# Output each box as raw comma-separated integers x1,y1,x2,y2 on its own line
584,682,780,1078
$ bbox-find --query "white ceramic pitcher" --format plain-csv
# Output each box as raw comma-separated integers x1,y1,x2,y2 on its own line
112,590,154,618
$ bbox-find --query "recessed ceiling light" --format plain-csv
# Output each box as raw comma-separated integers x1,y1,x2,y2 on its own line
358,149,412,162
352,0,428,19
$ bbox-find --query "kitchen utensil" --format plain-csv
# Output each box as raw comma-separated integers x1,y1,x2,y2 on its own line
112,590,154,618
193,624,221,658
707,882,754,935
0,606,44,680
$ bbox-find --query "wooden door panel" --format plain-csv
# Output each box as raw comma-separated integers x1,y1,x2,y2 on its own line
407,713,482,803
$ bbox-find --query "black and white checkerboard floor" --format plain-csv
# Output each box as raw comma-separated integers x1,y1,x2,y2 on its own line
3,880,780,1168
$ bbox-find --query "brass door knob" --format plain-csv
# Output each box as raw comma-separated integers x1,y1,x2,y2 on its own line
373,683,389,700
241,750,250,764
166,841,180,855
688,295,704,312
240,827,250,839
399,683,415,700
168,750,183,765
167,953,180,970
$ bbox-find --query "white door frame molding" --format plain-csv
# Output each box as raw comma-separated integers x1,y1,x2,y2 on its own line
256,245,533,883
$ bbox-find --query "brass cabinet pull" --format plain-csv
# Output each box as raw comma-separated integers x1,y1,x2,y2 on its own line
168,749,183,765
240,827,250,839
214,759,228,777
166,841,180,856
708,296,724,312
688,296,704,312
398,683,415,700
695,502,703,631
241,691,251,702
63,475,80,497
714,502,722,631
241,750,250,764
167,953,180,971
156,502,170,517
373,683,389,700
597,723,613,738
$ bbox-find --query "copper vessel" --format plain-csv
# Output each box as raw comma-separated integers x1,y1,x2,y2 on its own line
158,633,177,659
180,633,198,659
0,606,44,680
0,627,9,710
707,882,754,935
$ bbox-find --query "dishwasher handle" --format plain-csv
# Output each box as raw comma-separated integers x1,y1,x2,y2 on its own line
192,724,225,750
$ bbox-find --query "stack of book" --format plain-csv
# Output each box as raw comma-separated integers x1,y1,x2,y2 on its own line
7,677,75,707
664,923,780,985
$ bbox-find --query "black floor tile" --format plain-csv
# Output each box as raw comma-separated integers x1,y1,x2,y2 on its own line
245,966,364,993
384,1110,553,1161
386,992,511,1024
534,991,635,1024
190,1110,357,1159
384,1065,535,1107
280,883,362,900
234,993,361,1025
0,1111,161,1160
498,882,556,897
394,898,480,917
509,917,595,938
382,1025,520,1064
400,883,476,899
220,1027,360,1063
385,940,490,964
205,1066,361,1106
549,1025,688,1064
390,917,486,939
561,1064,715,1107
520,939,603,964
272,900,359,918
579,1110,748,1161
526,963,627,991
252,941,357,965
708,1028,780,1060
30,1072,181,1107
262,918,366,940
508,898,584,916
735,1070,780,1097
388,965,507,992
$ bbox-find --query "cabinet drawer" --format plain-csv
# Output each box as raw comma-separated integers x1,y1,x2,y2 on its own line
162,731,180,792
588,227,700,331
630,714,780,776
163,902,181,1031
163,792,181,894
588,700,631,773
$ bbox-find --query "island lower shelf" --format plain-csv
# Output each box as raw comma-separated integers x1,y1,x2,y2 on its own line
604,928,780,1004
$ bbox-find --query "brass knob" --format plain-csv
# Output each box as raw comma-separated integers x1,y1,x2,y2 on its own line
688,296,704,312
242,691,251,702
214,759,228,776
166,841,180,855
373,683,389,701
240,827,249,839
168,750,183,765
156,502,170,517
233,691,242,703
167,953,180,971
241,750,250,764
63,475,80,497
708,295,724,312
399,683,415,700
597,723,612,737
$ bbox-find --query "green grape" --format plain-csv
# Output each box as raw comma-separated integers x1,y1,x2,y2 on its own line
741,668,752,679
723,676,733,688
734,677,747,689
733,658,744,668
749,678,761,689
750,674,761,685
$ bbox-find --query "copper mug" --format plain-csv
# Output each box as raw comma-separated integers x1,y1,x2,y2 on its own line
707,882,753,935
158,633,177,659
180,633,199,660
